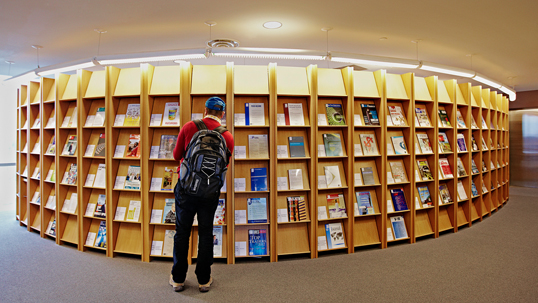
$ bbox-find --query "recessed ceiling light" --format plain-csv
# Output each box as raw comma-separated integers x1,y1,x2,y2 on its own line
263,21,282,29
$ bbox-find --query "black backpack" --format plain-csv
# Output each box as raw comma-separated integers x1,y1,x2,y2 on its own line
178,119,230,198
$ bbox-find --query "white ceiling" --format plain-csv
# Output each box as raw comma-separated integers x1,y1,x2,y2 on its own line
1,0,537,92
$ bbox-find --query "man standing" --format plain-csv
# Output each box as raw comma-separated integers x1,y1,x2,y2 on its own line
169,97,234,293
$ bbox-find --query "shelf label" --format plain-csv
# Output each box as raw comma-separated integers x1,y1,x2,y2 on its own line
354,114,362,126
234,114,245,126
317,145,326,157
150,114,162,126
114,114,125,126
234,146,246,159
234,178,246,192
85,203,97,216
277,177,288,190
150,209,163,224
114,206,126,221
387,200,394,213
85,115,95,127
277,209,288,223
85,232,97,246
114,176,126,189
277,114,285,126
277,145,288,158
354,144,363,156
354,173,363,186
151,241,163,256
149,146,159,159
150,178,162,191
235,241,247,257
85,174,96,187
317,114,328,126
317,206,328,220
85,145,96,157
317,175,327,189
317,236,328,251
387,228,394,241
234,210,247,224
114,145,126,158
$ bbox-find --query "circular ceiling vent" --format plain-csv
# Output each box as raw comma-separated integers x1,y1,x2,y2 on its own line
206,39,239,48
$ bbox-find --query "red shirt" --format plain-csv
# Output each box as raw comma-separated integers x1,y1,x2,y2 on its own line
173,117,234,168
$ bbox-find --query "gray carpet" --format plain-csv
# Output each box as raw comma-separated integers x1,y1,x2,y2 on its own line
1,186,537,303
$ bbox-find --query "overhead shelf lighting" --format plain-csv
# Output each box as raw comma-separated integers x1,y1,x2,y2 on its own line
37,61,96,76
499,86,517,101
213,52,325,60
331,56,419,69
419,61,475,78
98,53,206,65
472,74,502,89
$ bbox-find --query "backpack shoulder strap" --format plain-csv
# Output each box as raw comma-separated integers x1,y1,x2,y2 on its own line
213,125,228,134
193,119,207,130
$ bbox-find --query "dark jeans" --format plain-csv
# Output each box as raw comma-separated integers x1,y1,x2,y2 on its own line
171,185,219,285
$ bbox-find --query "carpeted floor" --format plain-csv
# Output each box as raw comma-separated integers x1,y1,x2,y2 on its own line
1,186,537,303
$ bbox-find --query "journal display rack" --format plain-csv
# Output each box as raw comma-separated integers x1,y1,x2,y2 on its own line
15,63,510,264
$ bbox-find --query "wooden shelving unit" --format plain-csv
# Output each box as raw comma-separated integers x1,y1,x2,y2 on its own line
14,63,511,263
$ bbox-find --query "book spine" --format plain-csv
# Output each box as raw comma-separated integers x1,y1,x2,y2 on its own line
284,104,290,125
245,103,250,125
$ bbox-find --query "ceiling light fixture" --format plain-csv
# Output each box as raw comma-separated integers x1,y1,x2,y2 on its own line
263,21,282,29
206,39,239,48
419,61,475,78
213,52,324,60
499,86,516,101
99,53,206,65
331,56,419,69
472,74,502,89
37,61,96,76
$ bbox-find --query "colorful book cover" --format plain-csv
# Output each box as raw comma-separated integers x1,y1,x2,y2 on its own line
213,226,223,257
66,163,77,185
284,103,305,126
456,157,467,177
390,216,408,239
126,134,140,158
471,135,479,151
471,181,479,196
359,133,378,155
248,229,268,256
438,132,452,153
327,194,346,218
355,191,374,215
286,196,299,222
391,136,408,154
250,168,268,191
389,161,407,183
213,199,226,225
470,115,479,129
361,167,376,185
456,134,467,152
158,135,177,159
288,136,306,158
325,104,346,126
124,104,141,126
439,158,453,179
94,133,106,157
325,223,345,249
124,165,141,190
297,197,307,221
126,200,141,222
161,167,177,191
417,185,432,207
62,135,77,156
471,159,480,174
439,184,453,204
94,194,106,218
456,110,467,128
415,107,431,127
323,133,343,157
162,199,175,224
162,102,180,126
46,136,56,155
438,109,451,127
360,103,379,126
247,198,268,223
390,188,408,211
46,219,56,236
388,105,406,126
416,133,433,154
417,160,434,180
95,221,107,248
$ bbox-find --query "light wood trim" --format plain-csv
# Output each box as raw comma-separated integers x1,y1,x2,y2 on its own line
114,67,141,96
191,65,226,95
276,66,309,96
85,70,106,98
414,76,432,101
149,65,180,95
234,65,269,95
318,68,347,96
353,71,380,98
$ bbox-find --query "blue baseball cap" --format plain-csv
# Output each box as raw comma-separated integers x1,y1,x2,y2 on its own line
205,96,225,111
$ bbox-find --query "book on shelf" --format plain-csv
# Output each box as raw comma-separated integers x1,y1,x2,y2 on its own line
391,136,408,154
93,163,106,188
247,198,268,223
471,181,479,196
93,107,105,126
438,183,453,204
439,158,453,179
481,181,488,193
389,161,407,183
31,167,40,179
360,166,376,185
360,103,380,126
359,133,378,155
124,104,141,126
288,169,304,190
95,221,107,248
126,134,141,158
416,133,433,154
284,103,305,126
438,109,451,127
481,136,488,150
162,230,176,256
46,169,55,182
390,188,409,211
213,226,223,257
68,107,77,127
481,160,488,172
287,196,306,222
93,133,106,157
417,185,433,207
415,107,431,127
457,181,468,201
456,157,467,177
45,219,56,236
490,160,496,170
489,137,494,149
162,102,180,126
438,132,452,153
390,216,408,239
248,134,269,158
61,135,77,156
456,133,467,152
325,222,345,249
327,194,346,218
126,200,141,222
481,116,488,129
355,191,374,215
323,133,343,157
245,103,265,126
470,115,479,129
324,165,342,188
94,194,106,218
158,135,178,159
417,159,434,181
161,167,178,191
163,199,176,224
288,136,306,158
250,168,268,191
248,229,268,256
325,104,346,126
471,159,480,174
64,163,77,185
61,194,78,213
124,165,141,190
471,135,479,151
388,105,406,126
456,110,467,128
32,118,41,129
45,136,56,155
214,199,225,224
